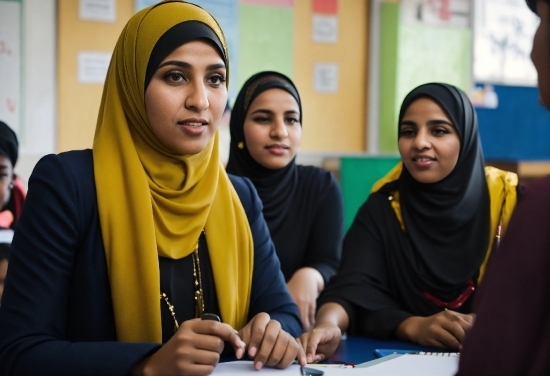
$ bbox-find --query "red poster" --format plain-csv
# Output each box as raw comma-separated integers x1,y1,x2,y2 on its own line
241,0,294,7
313,0,338,15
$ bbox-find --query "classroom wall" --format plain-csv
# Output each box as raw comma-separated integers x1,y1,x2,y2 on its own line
379,0,471,154
0,0,56,186
56,0,369,154
477,84,550,160
293,0,368,152
57,0,134,152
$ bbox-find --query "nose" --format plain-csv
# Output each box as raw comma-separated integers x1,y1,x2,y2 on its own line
270,117,288,140
185,80,209,112
413,128,431,150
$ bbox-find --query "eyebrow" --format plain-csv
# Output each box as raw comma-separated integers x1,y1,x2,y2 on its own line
250,109,300,116
400,119,454,127
156,60,226,71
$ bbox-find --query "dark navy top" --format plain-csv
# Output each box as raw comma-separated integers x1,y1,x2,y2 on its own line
0,150,301,375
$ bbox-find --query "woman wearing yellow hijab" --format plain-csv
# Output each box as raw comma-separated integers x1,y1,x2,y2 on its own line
0,1,303,374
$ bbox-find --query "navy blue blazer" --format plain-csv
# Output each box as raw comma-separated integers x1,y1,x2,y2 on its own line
0,150,301,375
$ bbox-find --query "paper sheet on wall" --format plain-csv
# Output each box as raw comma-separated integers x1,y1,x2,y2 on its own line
79,0,116,22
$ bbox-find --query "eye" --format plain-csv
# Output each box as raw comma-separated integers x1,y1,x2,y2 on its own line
432,127,450,136
399,128,416,138
163,71,185,84
286,117,300,125
207,74,226,87
252,116,271,124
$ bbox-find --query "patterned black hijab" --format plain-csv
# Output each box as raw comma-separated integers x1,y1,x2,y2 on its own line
397,83,490,286
226,71,302,232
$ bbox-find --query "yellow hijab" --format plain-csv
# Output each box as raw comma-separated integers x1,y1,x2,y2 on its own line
371,162,517,281
93,0,253,343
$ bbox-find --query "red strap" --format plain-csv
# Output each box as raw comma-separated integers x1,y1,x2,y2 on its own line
423,279,475,310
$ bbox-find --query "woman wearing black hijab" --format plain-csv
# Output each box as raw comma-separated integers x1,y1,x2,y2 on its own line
299,83,519,361
227,71,344,330
0,121,25,229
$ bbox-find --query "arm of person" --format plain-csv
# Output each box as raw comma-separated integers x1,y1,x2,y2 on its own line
0,153,161,375
229,175,305,369
131,319,246,376
395,311,475,350
289,171,345,329
298,302,348,363
286,266,324,330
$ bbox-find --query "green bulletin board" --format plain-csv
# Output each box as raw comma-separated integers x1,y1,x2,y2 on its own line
379,2,472,154
238,4,294,91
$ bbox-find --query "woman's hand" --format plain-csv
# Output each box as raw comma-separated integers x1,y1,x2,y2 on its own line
396,310,476,350
286,267,324,330
298,321,342,363
131,318,245,376
238,312,306,370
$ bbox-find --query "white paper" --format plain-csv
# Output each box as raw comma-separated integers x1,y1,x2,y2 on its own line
0,229,14,244
79,0,116,23
313,63,339,94
401,0,470,28
78,51,111,84
212,361,300,375
212,361,363,375
357,354,459,376
312,15,338,44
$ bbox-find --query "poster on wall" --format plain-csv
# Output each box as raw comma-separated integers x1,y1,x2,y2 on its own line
79,0,116,23
0,0,22,135
402,0,471,28
473,0,538,86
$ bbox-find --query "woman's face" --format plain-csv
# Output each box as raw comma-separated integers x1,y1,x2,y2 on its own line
243,88,302,169
398,98,460,184
531,0,550,109
145,40,227,155
0,155,13,210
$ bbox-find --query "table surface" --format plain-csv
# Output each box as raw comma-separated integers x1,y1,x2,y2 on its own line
329,335,442,365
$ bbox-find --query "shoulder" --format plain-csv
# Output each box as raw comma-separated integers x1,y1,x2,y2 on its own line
297,165,341,196
518,175,550,209
34,149,94,178
484,166,518,189
227,173,261,216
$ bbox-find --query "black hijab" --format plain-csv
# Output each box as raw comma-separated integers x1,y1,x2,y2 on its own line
396,83,490,287
0,121,18,168
226,71,302,233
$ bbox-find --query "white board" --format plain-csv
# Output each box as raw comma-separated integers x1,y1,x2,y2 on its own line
473,0,539,86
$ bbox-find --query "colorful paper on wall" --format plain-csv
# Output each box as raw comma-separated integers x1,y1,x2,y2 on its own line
313,0,338,15
134,0,158,12
79,0,116,22
238,4,294,90
241,0,294,7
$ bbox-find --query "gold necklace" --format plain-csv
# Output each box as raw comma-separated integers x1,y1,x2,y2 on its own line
160,231,205,333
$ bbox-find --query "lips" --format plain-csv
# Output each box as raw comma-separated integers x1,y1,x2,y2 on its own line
179,118,208,126
412,156,435,162
266,144,289,150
